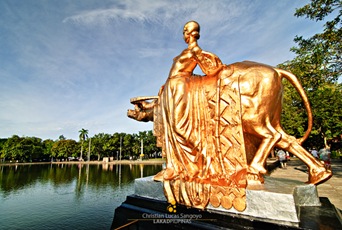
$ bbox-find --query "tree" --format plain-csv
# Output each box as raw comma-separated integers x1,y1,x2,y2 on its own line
2,135,21,161
143,130,160,157
0,131,161,162
103,135,116,159
91,133,112,160
123,134,134,158
43,139,55,159
279,0,342,149
18,137,43,161
130,133,140,157
0,136,45,162
131,131,160,158
51,139,78,159
280,79,308,137
78,128,88,160
293,0,341,85
309,83,342,147
0,138,7,161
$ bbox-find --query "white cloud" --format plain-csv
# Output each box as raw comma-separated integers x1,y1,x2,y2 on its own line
62,0,247,31
63,8,147,25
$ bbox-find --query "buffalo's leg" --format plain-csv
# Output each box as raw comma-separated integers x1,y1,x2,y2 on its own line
247,120,281,175
275,131,332,185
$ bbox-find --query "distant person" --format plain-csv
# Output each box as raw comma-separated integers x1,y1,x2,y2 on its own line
319,148,331,170
277,149,287,169
286,151,290,161
311,148,318,159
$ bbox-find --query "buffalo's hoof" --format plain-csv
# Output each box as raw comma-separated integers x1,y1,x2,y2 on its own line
307,168,332,185
247,172,264,186
248,164,267,175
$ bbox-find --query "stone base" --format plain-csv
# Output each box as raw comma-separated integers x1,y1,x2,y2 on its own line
112,176,342,229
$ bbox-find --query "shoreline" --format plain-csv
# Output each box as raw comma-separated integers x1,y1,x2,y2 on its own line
0,159,165,166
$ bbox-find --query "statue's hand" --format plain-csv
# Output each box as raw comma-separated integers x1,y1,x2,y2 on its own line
128,96,158,122
140,100,157,110
127,108,154,122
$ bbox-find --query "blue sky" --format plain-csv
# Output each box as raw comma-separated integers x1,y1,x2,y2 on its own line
0,0,325,141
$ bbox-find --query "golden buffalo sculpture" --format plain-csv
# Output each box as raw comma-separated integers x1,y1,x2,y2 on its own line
127,21,332,211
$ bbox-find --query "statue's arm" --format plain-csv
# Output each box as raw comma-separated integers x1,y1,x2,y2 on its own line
192,47,223,76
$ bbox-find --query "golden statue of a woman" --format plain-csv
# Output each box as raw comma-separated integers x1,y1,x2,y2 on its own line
151,21,247,211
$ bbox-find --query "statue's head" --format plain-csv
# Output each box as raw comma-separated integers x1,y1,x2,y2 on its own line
183,21,200,42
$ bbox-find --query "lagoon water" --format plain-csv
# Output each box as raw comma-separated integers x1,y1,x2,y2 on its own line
0,163,162,230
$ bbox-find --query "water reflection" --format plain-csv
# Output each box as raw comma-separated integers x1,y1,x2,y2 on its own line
0,163,162,230
0,164,161,194
0,163,162,197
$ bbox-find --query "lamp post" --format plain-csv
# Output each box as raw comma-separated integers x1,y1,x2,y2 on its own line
87,137,91,162
119,136,122,161
140,138,144,161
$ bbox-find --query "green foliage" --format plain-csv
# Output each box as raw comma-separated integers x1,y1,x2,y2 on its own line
143,130,160,155
295,0,340,20
309,83,342,139
331,149,342,158
280,79,308,137
293,0,341,84
89,133,112,160
51,139,78,159
43,139,55,157
19,137,43,161
0,138,7,160
279,0,342,148
1,135,45,162
0,131,160,163
78,129,88,141
123,134,134,157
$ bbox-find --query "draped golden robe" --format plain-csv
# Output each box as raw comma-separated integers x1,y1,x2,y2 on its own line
153,49,248,211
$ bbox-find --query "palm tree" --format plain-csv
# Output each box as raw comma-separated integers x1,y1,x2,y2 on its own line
79,128,88,161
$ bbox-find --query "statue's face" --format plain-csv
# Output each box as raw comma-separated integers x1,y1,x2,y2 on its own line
183,24,191,43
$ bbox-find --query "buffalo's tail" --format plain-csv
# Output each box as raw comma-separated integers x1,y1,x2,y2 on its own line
275,68,313,144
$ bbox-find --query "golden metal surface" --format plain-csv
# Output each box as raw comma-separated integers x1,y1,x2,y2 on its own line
130,96,159,104
127,21,332,211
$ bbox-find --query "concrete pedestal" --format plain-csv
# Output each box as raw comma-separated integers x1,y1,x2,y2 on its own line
112,176,342,229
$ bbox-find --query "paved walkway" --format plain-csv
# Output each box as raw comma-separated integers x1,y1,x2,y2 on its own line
267,157,342,211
